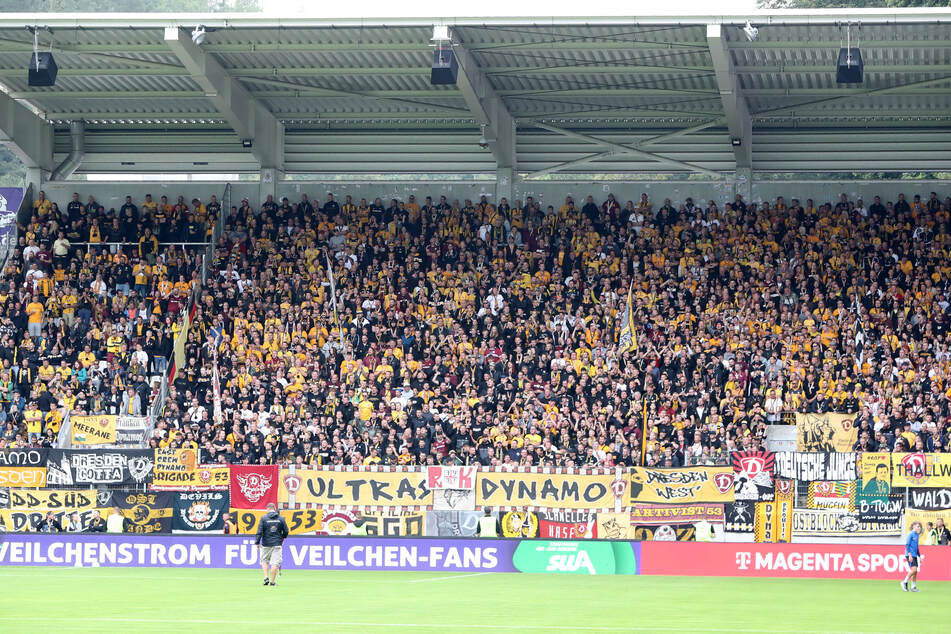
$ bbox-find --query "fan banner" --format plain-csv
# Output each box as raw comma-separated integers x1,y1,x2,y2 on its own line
904,508,951,533
70,415,118,446
153,449,229,490
807,481,855,511
792,508,901,536
796,413,857,452
0,508,107,532
426,466,476,490
629,467,734,504
0,188,23,240
731,451,776,501
112,491,175,534
425,510,493,537
858,452,892,494
0,468,47,488
774,452,856,481
891,453,951,488
477,471,618,510
231,507,323,535
280,467,431,507
9,489,98,511
46,449,154,486
857,494,903,525
724,501,755,533
908,488,951,511
230,464,279,510
0,448,48,467
630,503,724,525
538,510,598,540
173,492,229,532
633,523,696,541
596,512,634,539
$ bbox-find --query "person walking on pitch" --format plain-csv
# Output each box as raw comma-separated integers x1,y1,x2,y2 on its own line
255,503,289,587
902,521,923,592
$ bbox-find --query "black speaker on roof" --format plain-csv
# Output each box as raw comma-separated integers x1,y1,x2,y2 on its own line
836,47,863,84
431,49,458,85
28,52,57,87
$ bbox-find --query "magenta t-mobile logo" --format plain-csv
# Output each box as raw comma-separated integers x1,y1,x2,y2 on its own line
736,552,752,570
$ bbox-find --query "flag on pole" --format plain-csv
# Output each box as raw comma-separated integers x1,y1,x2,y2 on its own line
326,252,345,349
618,281,637,353
211,348,223,426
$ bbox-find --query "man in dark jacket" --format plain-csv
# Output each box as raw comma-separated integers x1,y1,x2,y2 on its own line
87,509,107,533
34,511,62,533
254,503,289,587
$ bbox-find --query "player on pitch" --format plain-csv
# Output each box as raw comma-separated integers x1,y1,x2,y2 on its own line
255,502,289,587
902,520,923,592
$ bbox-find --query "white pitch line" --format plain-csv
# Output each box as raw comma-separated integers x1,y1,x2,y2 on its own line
0,617,899,633
408,572,491,583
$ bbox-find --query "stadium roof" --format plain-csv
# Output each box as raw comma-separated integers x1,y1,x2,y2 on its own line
1,9,950,176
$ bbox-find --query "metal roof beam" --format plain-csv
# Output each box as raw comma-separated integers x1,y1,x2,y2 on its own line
0,89,53,172
451,31,516,170
164,26,281,169
524,123,723,179
707,24,751,168
238,76,471,115
0,38,946,52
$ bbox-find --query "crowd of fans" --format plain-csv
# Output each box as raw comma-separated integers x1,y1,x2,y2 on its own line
141,187,951,469
0,190,212,446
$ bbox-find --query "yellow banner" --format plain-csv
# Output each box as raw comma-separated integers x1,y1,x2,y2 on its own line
314,510,426,536
280,469,433,507
231,508,324,535
0,467,46,488
154,448,197,473
807,481,855,511
891,453,951,488
153,464,230,489
476,472,618,510
904,508,951,537
9,489,99,510
70,415,117,445
859,452,892,494
151,449,228,489
755,480,793,543
0,508,107,532
629,467,734,504
796,412,858,452
596,512,635,539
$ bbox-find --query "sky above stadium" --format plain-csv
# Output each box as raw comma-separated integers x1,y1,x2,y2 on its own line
261,0,760,17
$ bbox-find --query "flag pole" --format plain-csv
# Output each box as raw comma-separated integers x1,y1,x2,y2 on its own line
326,252,346,351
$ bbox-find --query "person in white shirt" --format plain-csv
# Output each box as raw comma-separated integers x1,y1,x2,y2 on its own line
106,507,126,533
65,512,83,532
90,274,107,297
855,198,868,217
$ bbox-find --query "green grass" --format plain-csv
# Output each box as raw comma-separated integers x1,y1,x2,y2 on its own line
0,567,945,633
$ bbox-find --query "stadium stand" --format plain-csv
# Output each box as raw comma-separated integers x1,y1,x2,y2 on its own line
0,190,215,446
125,187,951,468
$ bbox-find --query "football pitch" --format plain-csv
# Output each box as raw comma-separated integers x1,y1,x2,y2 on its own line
0,567,945,633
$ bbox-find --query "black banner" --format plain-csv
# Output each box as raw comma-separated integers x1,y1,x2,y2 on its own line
732,451,776,501
0,448,48,467
0,487,7,508
775,452,856,481
173,491,229,532
857,494,903,525
724,501,755,532
909,488,951,511
632,523,696,541
425,510,487,537
0,508,104,532
47,449,154,486
104,490,173,534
